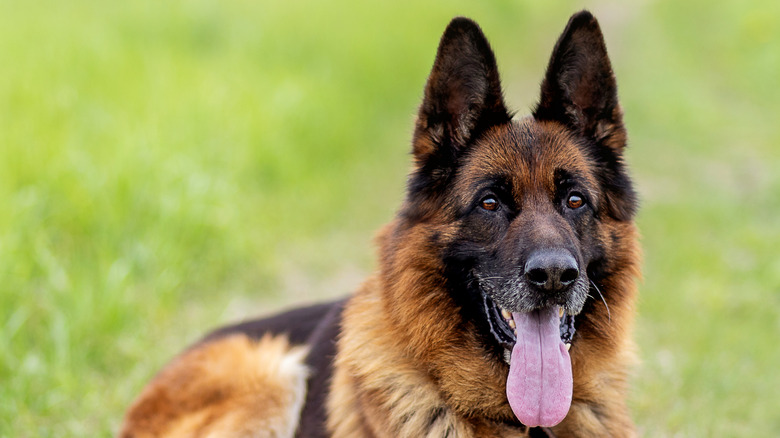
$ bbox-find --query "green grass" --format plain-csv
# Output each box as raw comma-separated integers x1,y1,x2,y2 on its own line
1,0,778,436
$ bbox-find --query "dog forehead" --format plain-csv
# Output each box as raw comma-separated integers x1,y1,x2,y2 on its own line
457,118,597,198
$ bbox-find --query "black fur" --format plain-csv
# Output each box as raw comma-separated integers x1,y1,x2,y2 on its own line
203,299,345,345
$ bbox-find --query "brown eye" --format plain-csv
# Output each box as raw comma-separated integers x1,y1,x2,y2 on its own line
481,197,499,211
567,193,584,209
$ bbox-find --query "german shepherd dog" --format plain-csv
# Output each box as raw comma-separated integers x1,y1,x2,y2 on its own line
120,10,640,437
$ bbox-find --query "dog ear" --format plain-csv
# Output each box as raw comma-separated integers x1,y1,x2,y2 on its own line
412,17,511,176
534,11,624,150
535,11,636,221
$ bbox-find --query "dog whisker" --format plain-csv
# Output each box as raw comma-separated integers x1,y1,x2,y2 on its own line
478,276,504,282
589,279,611,322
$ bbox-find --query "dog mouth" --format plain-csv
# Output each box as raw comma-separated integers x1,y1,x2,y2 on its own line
482,293,575,427
482,294,576,363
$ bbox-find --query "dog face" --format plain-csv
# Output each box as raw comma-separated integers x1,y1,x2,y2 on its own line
447,122,598,317
392,12,638,427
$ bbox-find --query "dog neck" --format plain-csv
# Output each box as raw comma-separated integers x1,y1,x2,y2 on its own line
328,275,537,438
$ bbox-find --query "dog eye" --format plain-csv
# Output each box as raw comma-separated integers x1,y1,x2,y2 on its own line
480,196,499,211
566,193,584,209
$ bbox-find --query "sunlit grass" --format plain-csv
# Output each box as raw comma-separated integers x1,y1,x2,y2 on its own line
0,0,778,435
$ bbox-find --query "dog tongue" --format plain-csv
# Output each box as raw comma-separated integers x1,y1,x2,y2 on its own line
506,307,572,427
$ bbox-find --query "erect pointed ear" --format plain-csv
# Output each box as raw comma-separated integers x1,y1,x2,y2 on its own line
412,17,511,172
534,11,625,152
535,11,637,221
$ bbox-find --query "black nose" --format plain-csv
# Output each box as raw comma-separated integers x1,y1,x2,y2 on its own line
524,249,579,292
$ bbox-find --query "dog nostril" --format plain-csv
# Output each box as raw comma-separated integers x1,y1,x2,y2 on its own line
526,268,548,285
560,268,579,285
525,249,579,291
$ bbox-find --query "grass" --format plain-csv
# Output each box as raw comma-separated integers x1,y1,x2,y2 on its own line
0,0,778,436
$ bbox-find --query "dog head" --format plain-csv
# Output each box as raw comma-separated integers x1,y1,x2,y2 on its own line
385,11,639,428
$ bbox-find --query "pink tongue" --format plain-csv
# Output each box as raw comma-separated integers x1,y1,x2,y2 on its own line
506,307,572,427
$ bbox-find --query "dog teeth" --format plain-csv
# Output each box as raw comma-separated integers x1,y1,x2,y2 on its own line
503,349,512,364
508,319,516,329
565,343,571,351
559,307,564,318
501,308,512,320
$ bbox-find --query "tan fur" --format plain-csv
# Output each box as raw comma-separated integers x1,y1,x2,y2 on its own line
329,275,531,438
326,227,639,437
119,334,308,438
327,220,531,437
325,121,641,437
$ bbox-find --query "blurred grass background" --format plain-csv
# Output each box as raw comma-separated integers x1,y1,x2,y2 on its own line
0,0,778,436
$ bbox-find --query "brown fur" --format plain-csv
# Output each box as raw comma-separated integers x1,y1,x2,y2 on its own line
327,122,640,438
120,11,641,438
119,335,308,438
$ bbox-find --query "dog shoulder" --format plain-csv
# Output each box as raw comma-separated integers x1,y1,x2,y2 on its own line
118,333,309,438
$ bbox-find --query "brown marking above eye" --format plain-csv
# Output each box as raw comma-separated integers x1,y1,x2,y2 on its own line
567,193,584,209
481,196,499,211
